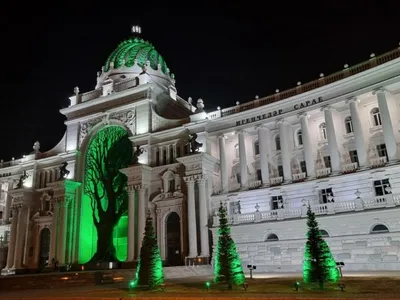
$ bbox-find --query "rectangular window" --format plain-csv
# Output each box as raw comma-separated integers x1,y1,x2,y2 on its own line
254,142,260,155
278,166,284,177
323,156,331,169
168,179,175,192
163,150,167,165
176,145,181,158
349,150,359,165
257,169,262,181
0,211,3,220
271,195,283,210
236,173,241,184
300,161,307,175
374,178,390,196
377,144,388,160
319,188,333,204
156,150,160,166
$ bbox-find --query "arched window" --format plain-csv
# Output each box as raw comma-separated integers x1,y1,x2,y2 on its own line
297,130,303,146
235,144,239,158
344,116,353,134
319,123,327,140
371,107,382,126
370,224,389,234
275,135,281,151
265,233,279,241
254,140,260,155
320,229,329,237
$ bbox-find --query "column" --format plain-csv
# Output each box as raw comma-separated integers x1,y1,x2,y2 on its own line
238,130,248,189
347,97,368,168
323,106,341,175
184,176,198,257
5,206,18,269
218,135,228,193
23,206,31,266
278,119,292,183
127,187,135,261
49,200,60,263
13,205,25,269
257,125,270,186
196,175,209,257
299,113,315,178
57,198,68,265
3,191,12,224
374,88,398,163
137,185,147,248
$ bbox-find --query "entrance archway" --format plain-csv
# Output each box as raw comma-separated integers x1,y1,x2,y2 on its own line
38,228,50,270
165,212,181,266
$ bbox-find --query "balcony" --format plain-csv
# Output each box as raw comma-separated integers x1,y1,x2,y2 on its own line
212,193,399,227
370,156,387,168
342,162,358,174
316,167,331,178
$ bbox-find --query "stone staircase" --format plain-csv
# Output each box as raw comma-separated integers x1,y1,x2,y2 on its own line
0,265,213,292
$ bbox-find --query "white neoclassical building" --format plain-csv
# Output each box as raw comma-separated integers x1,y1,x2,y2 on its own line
0,28,399,275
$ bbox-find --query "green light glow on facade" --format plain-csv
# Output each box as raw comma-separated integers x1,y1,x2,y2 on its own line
78,125,132,263
104,37,168,73
214,202,245,286
133,212,164,289
303,205,339,288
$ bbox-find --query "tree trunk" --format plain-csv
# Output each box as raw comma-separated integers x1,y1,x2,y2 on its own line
89,220,117,263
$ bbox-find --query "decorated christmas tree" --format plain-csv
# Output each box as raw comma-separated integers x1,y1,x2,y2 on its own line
214,202,245,287
303,205,339,289
132,211,164,289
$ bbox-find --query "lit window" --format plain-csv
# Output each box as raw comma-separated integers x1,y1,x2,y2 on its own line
297,130,303,146
344,116,353,133
254,141,260,155
371,107,382,126
275,135,281,151
319,123,327,140
373,179,391,196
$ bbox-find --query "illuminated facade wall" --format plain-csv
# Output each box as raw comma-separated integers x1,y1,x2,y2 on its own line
0,35,399,274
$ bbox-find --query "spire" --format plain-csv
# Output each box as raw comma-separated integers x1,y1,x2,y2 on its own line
131,25,142,36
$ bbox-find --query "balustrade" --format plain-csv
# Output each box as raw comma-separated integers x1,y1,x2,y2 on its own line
212,193,400,227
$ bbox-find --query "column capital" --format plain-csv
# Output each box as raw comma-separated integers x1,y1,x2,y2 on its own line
183,176,196,185
255,123,269,131
372,87,388,95
320,104,333,112
134,184,148,191
297,112,309,119
346,96,360,104
276,118,289,126
195,174,207,184
11,204,22,210
218,133,227,139
236,129,248,135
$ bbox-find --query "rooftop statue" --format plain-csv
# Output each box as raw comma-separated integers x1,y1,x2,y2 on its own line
187,133,203,153
15,171,29,189
132,145,146,164
58,162,70,180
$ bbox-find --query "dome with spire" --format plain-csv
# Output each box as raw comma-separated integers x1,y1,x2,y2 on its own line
96,26,175,89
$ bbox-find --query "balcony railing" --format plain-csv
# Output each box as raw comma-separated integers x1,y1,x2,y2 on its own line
342,162,358,173
212,193,399,227
207,49,400,122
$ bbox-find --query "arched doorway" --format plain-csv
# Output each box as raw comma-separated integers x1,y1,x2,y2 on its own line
38,228,50,270
165,212,181,266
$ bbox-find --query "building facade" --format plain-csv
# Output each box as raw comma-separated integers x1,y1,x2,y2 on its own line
1,29,400,274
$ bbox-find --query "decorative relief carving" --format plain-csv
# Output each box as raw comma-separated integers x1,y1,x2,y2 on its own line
78,109,136,147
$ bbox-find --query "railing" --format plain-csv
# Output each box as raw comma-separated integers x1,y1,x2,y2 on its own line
316,168,331,178
212,193,399,227
342,162,358,173
207,49,399,121
370,156,387,168
292,172,306,181
0,158,23,169
270,176,283,185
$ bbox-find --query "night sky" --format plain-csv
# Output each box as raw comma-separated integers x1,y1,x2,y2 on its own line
1,1,399,161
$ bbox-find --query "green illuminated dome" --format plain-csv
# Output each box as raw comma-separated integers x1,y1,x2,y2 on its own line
96,26,175,90
104,37,168,73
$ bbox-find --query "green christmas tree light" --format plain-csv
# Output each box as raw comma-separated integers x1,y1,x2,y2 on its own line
214,202,245,286
303,205,339,289
133,211,164,289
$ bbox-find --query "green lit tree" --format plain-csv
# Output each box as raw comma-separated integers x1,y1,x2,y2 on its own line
303,205,339,289
84,126,133,263
133,211,164,289
214,202,245,287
